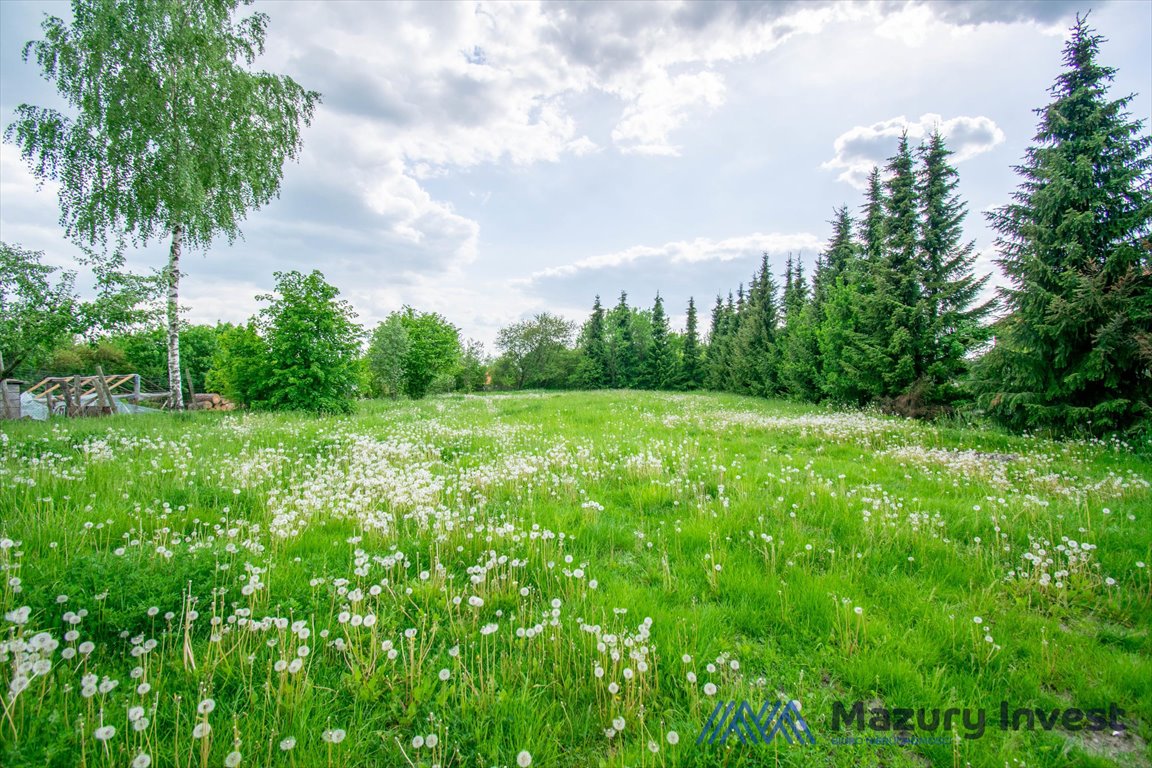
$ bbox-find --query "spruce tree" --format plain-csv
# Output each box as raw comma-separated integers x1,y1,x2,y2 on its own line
575,295,608,388
705,294,736,391
916,130,995,402
879,133,922,395
679,297,704,390
860,168,886,264
643,293,675,389
780,256,821,400
840,166,891,402
975,16,1152,432
734,252,780,397
610,291,640,389
812,208,864,401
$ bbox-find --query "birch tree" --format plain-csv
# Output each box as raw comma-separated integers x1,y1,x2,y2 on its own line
5,0,319,407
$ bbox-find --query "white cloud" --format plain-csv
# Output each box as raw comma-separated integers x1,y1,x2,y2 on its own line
823,112,1006,187
525,232,824,282
611,70,726,156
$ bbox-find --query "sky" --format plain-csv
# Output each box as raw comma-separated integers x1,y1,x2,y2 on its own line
1,0,1150,348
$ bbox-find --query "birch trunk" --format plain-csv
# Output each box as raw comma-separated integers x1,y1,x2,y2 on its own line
167,224,184,409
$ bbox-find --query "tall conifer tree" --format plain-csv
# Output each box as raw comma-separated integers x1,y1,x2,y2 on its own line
643,293,674,389
880,133,922,394
679,297,704,390
916,130,995,402
576,295,608,388
734,253,780,396
974,17,1152,432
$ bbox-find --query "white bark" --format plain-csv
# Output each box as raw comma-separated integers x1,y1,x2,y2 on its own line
167,224,184,409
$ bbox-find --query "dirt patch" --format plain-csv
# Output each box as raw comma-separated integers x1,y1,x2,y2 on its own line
1073,727,1151,768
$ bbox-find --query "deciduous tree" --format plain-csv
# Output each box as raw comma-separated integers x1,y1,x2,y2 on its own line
5,0,319,408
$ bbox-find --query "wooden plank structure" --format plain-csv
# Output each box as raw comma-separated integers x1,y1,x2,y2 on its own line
1,379,24,419
23,372,166,417
20,371,233,417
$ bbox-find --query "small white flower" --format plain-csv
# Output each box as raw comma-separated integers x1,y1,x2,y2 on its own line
94,725,116,741
666,730,680,745
517,750,532,767
192,722,211,739
279,737,296,751
197,698,216,715
224,751,242,767
425,733,438,749
323,728,346,744
131,754,152,768
438,668,451,681
704,682,717,696
412,735,424,749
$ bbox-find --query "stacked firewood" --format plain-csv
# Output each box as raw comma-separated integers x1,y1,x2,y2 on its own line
190,393,237,411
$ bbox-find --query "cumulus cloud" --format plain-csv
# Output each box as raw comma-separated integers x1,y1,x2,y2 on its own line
823,113,1006,187
0,0,1108,342
518,231,826,332
610,70,726,155
526,232,823,281
925,0,1089,27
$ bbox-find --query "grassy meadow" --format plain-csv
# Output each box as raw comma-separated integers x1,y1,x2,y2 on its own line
1,391,1150,768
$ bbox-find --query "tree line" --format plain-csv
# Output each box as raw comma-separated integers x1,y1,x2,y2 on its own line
2,15,1148,432
484,18,1151,435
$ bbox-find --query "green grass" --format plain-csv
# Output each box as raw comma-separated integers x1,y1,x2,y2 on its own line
1,390,1149,768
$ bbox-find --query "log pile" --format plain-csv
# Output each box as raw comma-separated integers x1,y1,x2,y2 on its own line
190,393,237,412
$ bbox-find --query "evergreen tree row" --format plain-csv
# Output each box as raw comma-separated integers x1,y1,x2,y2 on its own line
559,17,1149,434
570,127,994,412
